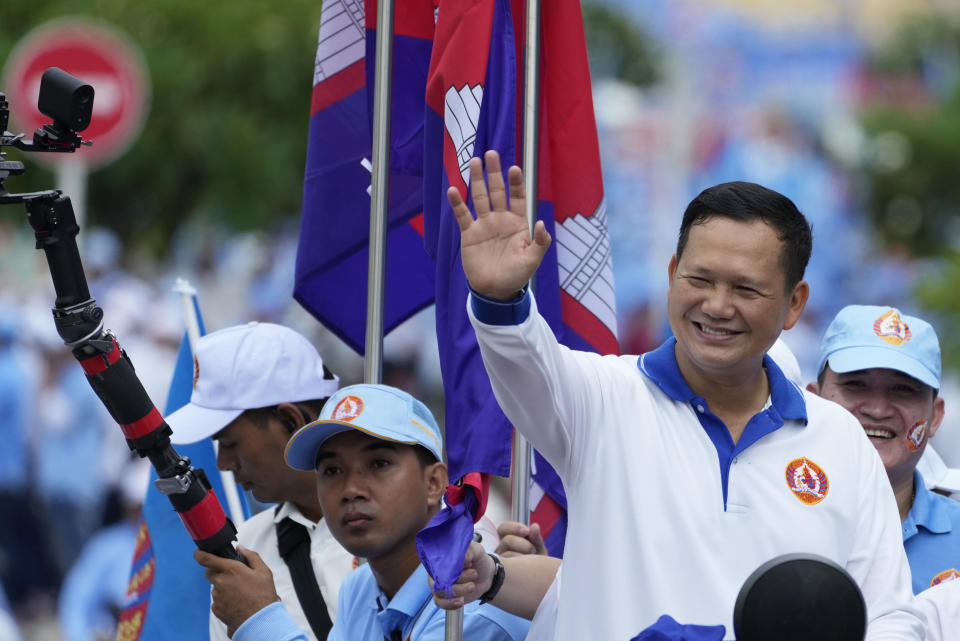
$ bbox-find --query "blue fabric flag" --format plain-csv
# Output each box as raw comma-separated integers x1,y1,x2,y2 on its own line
294,0,438,354
631,615,726,641
116,299,250,641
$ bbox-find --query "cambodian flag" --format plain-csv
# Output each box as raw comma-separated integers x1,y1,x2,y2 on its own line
116,299,250,641
417,0,618,589
294,0,438,354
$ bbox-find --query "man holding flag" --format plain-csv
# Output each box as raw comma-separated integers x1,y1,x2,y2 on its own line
165,322,356,641
195,383,529,641
453,150,925,638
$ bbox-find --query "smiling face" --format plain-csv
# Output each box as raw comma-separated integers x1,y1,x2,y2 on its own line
313,430,446,561
814,366,944,481
667,217,808,386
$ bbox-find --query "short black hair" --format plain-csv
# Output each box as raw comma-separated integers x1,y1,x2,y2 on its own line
676,181,812,289
413,444,439,469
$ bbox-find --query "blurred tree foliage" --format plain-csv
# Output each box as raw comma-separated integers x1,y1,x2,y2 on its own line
582,2,659,87
857,10,960,372
1,1,324,256
859,21,960,257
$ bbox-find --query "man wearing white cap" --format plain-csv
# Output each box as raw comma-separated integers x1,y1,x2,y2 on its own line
196,383,529,641
165,322,356,641
809,305,960,594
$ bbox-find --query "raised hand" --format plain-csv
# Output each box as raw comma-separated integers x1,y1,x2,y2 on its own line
449,149,552,300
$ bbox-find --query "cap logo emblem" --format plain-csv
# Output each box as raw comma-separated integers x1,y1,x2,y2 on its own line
931,569,960,587
785,457,829,505
332,395,364,421
873,310,912,346
193,355,200,390
906,421,927,451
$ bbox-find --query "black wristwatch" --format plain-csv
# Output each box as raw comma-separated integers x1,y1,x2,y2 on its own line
478,553,505,605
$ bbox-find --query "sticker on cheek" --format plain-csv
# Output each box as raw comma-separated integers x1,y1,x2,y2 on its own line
906,421,927,451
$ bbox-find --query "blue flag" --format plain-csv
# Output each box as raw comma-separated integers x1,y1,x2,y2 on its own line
116,299,249,641
294,0,438,354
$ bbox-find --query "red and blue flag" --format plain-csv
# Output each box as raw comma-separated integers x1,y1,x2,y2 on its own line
417,0,618,590
294,0,438,354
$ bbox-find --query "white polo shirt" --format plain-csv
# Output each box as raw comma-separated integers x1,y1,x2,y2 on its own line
916,580,960,641
469,291,924,640
209,502,357,641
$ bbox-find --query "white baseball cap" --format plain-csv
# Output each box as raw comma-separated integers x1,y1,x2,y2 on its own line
166,322,339,444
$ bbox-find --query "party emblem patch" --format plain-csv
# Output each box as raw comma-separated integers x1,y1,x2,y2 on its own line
332,395,364,421
874,310,912,346
906,421,927,451
931,569,960,587
785,457,829,505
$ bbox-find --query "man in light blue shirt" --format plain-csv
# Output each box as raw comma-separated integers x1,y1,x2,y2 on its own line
196,384,528,641
810,304,960,593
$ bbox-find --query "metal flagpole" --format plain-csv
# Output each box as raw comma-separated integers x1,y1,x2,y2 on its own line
367,4,464,639
511,0,541,527
364,0,394,386
172,278,246,526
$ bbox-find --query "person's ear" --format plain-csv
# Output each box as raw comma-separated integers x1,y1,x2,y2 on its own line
806,381,819,394
274,403,309,436
424,462,448,509
783,280,809,331
928,396,946,439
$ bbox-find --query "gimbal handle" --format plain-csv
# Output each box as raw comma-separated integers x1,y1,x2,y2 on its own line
25,190,241,562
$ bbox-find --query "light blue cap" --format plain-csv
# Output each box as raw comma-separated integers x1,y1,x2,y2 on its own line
817,305,941,389
285,383,444,471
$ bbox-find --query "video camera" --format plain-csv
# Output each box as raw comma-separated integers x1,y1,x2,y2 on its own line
1,67,241,562
0,67,93,199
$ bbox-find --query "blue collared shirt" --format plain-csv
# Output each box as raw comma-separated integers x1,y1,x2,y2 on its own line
471,289,809,511
234,564,528,641
903,469,960,594
639,336,808,509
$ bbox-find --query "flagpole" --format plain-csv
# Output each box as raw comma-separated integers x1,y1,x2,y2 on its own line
172,278,246,526
511,0,541,528
364,0,394,386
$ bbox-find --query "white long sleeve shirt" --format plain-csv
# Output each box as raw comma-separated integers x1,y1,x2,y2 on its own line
469,291,924,640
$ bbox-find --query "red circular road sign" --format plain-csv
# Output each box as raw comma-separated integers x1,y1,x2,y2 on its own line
2,18,150,168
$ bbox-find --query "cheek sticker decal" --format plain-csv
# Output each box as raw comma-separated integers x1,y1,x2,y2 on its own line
906,421,927,451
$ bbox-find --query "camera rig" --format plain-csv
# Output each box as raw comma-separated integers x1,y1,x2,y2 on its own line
1,68,240,562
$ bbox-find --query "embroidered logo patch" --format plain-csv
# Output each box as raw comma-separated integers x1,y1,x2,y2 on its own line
785,457,829,505
931,568,960,587
332,395,364,421
906,421,927,451
874,310,912,346
193,355,200,390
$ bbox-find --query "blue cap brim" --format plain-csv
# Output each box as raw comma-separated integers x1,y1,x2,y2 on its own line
284,419,428,471
826,346,939,389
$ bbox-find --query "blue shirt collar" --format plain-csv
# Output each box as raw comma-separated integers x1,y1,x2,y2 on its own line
906,470,955,536
375,564,432,638
638,336,807,423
